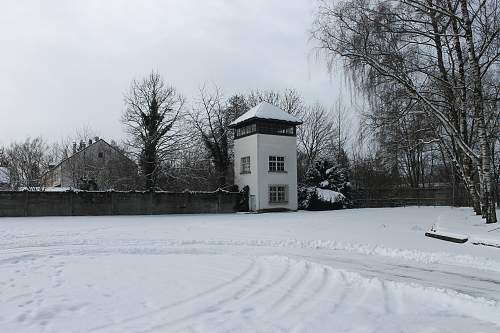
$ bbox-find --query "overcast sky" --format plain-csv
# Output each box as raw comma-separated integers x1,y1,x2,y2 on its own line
0,0,349,145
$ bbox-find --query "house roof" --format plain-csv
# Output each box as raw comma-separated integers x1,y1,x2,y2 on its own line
47,139,132,173
229,102,303,127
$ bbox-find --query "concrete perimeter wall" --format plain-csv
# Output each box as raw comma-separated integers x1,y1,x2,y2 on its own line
0,190,241,217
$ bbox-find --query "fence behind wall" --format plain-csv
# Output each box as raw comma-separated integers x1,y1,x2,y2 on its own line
0,190,241,217
351,186,471,208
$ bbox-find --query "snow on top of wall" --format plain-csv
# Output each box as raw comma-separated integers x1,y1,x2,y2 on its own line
16,187,79,192
316,188,345,203
230,102,302,126
42,187,80,192
0,167,9,183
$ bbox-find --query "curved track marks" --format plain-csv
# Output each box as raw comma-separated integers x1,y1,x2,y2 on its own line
3,245,500,332
154,257,500,333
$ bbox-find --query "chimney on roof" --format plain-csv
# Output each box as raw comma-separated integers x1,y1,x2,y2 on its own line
72,142,77,154
79,140,84,151
88,139,93,145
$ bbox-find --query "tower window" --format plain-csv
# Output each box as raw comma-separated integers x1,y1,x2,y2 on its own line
269,156,285,172
235,123,257,138
234,121,296,138
240,156,251,174
269,185,288,203
259,123,295,135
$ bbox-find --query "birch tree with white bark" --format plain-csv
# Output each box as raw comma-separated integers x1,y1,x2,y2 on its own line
312,0,499,223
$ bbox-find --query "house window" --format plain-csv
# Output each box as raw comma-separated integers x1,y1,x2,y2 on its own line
98,152,104,158
240,156,251,174
269,185,288,203
269,156,285,172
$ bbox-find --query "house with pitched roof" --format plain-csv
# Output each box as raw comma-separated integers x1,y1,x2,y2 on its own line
44,138,137,190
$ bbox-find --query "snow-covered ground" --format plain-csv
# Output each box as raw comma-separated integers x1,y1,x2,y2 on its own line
1,207,499,332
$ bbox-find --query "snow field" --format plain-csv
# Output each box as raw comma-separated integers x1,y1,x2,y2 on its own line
1,254,499,332
1,207,500,332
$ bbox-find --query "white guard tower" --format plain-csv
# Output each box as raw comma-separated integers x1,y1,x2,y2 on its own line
229,102,302,212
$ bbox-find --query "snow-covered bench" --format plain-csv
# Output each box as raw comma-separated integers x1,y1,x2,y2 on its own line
425,228,468,244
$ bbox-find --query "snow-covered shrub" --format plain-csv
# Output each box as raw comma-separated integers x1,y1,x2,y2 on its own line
299,157,352,210
298,186,345,210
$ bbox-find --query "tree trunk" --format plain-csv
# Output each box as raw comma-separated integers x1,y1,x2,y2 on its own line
459,0,497,223
142,144,157,191
428,0,484,217
441,138,481,213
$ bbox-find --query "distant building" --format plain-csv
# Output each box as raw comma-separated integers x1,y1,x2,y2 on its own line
0,167,10,190
44,138,137,190
229,102,302,212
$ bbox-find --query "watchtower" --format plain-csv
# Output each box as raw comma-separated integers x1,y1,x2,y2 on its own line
229,102,302,211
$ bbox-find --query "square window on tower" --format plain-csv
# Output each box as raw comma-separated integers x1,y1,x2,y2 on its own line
269,185,288,203
268,156,285,172
240,156,251,174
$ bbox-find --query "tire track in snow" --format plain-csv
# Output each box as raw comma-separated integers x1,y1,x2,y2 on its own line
280,266,330,317
245,258,291,299
4,251,500,332
285,267,346,331
269,261,320,319
266,261,310,314
328,271,350,315
90,259,259,332
270,265,332,331
189,258,293,333
179,258,344,332
139,259,265,332
169,257,309,333
334,273,389,318
160,256,500,332
3,236,500,273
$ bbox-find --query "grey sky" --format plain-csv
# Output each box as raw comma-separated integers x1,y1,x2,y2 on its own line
0,0,347,145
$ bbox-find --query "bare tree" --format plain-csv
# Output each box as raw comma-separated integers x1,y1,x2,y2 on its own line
312,0,499,223
246,88,304,116
330,99,352,158
5,137,48,190
297,103,336,169
123,71,185,190
0,146,7,166
156,145,213,191
359,84,443,188
189,85,236,188
227,94,249,119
